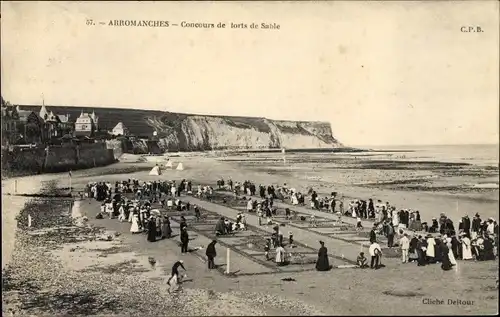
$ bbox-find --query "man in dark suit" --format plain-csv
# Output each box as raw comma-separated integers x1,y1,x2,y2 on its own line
370,224,377,243
462,215,471,238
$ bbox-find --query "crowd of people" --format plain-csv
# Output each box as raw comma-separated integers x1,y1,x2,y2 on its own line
85,178,199,251
216,177,499,268
82,175,497,279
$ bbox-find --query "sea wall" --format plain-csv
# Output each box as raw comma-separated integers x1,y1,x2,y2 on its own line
77,143,115,168
2,143,116,175
2,147,45,174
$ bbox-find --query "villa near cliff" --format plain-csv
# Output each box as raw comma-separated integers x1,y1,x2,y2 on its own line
74,110,99,137
1,97,79,146
109,122,129,136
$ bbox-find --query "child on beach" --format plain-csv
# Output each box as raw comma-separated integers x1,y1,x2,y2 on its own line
357,252,368,268
264,238,271,260
288,231,294,247
194,205,201,221
356,217,363,231
310,214,317,227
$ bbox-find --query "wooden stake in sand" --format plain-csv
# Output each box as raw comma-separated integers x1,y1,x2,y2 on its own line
15,180,18,194
28,214,32,228
69,170,72,193
226,247,231,274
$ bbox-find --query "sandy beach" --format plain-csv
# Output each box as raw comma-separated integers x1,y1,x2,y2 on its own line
2,152,498,315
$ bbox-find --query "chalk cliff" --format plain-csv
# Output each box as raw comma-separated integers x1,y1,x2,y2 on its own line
16,105,343,151
147,114,341,151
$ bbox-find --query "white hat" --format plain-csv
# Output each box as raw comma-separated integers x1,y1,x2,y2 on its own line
179,260,184,263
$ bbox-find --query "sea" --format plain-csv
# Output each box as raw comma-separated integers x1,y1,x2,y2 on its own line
350,144,499,168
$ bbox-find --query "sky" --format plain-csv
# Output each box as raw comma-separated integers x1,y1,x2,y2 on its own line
1,1,499,146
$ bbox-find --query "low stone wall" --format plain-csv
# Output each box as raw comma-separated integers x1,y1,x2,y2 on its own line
2,147,45,174
44,146,78,170
2,143,116,175
76,143,115,168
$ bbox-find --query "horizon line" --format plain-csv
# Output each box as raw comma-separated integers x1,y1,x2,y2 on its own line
350,143,499,148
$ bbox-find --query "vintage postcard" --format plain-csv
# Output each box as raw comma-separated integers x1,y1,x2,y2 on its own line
1,1,498,316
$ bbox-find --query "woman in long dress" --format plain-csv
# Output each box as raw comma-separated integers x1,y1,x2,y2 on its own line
408,236,419,262
128,206,135,223
162,216,172,239
445,237,457,266
461,234,473,260
426,234,436,263
130,213,141,234
416,237,427,266
316,241,330,271
106,202,114,219
440,243,453,271
118,204,126,222
147,216,157,242
156,216,162,238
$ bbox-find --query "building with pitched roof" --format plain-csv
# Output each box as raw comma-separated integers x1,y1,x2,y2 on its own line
75,110,99,137
109,122,129,136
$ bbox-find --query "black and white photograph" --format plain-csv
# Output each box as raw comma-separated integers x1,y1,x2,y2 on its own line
1,1,499,316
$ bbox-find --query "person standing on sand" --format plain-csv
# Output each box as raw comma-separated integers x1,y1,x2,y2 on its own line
461,232,473,260
440,243,453,271
180,227,189,253
400,233,410,263
315,241,330,271
179,216,187,232
386,222,395,248
130,213,141,234
369,241,382,269
147,216,157,242
444,236,457,266
194,205,201,221
156,215,162,239
275,244,286,266
162,216,172,239
118,204,126,222
426,234,436,263
206,240,217,269
470,214,481,239
368,199,374,218
408,234,419,262
369,224,377,243
264,238,272,260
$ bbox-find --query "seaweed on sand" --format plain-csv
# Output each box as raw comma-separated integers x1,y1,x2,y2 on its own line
80,259,149,274
382,290,425,297
20,290,122,315
16,199,73,230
